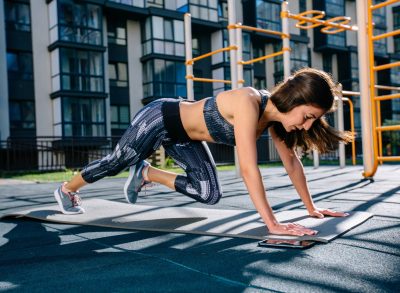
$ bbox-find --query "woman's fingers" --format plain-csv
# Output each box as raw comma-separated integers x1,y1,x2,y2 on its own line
269,222,318,236
310,208,349,218
321,209,349,217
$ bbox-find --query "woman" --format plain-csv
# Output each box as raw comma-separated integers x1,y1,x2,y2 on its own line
54,68,353,237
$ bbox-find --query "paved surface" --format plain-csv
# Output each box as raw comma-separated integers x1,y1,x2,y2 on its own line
0,165,399,292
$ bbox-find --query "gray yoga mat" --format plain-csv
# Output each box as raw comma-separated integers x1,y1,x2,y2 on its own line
3,199,373,242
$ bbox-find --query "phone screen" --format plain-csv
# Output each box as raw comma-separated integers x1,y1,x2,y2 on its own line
258,239,316,249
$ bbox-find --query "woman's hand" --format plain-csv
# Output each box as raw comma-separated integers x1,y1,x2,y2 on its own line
309,208,349,218
268,222,318,236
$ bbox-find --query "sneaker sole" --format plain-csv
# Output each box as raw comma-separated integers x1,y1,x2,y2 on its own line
124,166,136,204
54,189,83,215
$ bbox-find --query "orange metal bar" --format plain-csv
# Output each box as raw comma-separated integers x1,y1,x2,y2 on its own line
376,125,400,131
377,156,400,162
293,10,325,29
374,92,400,101
239,47,290,65
186,46,237,65
372,29,400,41
228,24,289,38
371,0,399,11
284,11,356,32
320,16,351,34
186,75,232,84
373,61,400,71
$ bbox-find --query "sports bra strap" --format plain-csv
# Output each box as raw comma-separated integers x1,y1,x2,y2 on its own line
257,89,270,119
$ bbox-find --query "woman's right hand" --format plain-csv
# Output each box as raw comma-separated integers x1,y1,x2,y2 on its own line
268,222,318,236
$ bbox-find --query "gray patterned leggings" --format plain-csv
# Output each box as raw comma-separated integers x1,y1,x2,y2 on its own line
81,99,222,205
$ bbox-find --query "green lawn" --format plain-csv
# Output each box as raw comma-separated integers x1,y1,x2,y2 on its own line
0,163,281,183
1,159,362,183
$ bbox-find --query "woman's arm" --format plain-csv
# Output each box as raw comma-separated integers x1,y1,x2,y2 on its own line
270,128,348,218
232,88,317,235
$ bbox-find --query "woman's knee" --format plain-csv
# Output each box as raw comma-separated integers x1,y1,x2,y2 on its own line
196,182,222,205
204,189,222,205
81,153,125,183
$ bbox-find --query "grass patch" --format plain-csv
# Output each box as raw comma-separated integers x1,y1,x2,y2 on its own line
1,159,362,183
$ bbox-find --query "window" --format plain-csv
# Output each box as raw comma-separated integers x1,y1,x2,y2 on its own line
253,46,265,63
108,21,127,45
143,59,186,99
322,54,332,74
142,16,184,57
218,0,228,21
189,0,218,22
6,51,33,80
111,105,130,130
4,0,31,32
327,32,346,47
109,62,128,87
108,0,145,8
373,28,387,54
9,100,36,130
220,29,251,63
299,0,307,37
291,42,309,71
325,0,344,17
273,41,309,83
242,33,251,62
256,0,281,32
393,7,400,54
323,0,346,48
372,2,387,54
254,77,266,90
58,0,102,45
273,43,284,83
350,52,359,84
192,37,200,57
147,0,163,8
62,97,105,136
59,48,104,92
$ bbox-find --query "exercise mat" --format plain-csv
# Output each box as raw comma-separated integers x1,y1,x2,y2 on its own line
3,199,373,242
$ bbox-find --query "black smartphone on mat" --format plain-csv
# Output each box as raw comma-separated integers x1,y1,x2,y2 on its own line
258,239,316,249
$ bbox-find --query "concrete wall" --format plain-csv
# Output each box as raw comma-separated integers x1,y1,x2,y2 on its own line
31,0,53,136
0,0,10,140
127,20,143,117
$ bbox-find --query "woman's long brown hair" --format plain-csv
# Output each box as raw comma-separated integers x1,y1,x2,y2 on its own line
268,68,354,153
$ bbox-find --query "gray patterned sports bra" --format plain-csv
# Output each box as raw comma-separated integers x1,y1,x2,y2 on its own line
203,89,270,146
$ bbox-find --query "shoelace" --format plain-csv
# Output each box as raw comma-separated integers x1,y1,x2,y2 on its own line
68,192,82,207
62,186,82,207
140,181,155,197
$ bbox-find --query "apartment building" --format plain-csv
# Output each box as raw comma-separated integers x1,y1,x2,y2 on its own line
0,0,399,168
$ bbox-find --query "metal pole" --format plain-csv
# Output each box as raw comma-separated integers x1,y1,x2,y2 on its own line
228,0,240,177
236,24,243,89
356,0,374,176
313,150,319,169
337,83,345,168
281,1,291,79
184,13,194,101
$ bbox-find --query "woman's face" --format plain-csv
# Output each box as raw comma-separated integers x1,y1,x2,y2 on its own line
280,104,325,132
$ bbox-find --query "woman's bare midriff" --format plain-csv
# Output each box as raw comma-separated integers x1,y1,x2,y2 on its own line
179,89,266,142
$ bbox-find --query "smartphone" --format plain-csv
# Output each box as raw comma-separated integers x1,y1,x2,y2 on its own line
258,239,316,249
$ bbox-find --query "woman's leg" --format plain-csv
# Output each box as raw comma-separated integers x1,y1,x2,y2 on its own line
64,173,87,192
162,141,222,205
55,99,168,213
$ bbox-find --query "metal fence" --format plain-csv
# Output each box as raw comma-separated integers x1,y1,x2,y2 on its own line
0,135,357,172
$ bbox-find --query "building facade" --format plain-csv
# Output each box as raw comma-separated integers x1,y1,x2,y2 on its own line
0,0,399,168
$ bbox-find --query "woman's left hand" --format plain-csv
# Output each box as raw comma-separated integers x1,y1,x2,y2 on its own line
309,208,349,218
